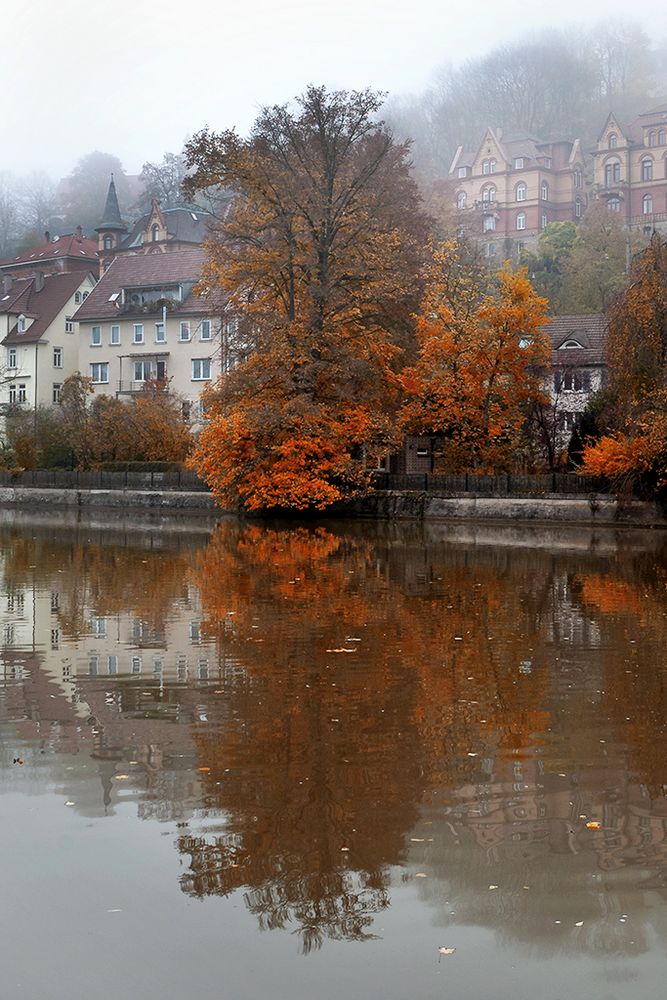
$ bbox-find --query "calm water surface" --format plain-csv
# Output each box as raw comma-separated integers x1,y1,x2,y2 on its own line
0,510,666,1000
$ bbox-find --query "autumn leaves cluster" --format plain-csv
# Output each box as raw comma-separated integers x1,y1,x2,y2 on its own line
181,86,553,511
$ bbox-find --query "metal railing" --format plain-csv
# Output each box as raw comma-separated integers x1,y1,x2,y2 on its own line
371,472,608,495
0,469,210,492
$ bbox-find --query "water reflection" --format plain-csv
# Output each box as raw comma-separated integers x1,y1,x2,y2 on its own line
1,513,666,960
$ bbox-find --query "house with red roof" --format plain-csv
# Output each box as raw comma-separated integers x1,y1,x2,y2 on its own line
0,228,98,279
1,268,97,415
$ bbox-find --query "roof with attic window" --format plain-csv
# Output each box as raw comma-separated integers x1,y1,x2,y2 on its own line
1,271,95,345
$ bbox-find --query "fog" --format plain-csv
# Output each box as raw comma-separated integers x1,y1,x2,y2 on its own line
6,0,667,180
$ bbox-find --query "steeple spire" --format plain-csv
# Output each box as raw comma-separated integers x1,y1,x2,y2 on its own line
95,175,127,233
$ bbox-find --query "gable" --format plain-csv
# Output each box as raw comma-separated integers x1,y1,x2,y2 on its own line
472,128,507,174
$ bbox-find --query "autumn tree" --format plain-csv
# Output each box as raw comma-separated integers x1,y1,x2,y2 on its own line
399,242,551,473
183,86,428,510
558,203,636,314
137,152,188,212
580,236,667,495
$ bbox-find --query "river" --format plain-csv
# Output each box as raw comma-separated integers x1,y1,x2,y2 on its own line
0,510,666,999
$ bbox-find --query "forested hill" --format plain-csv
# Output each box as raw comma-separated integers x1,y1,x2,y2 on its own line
385,21,667,180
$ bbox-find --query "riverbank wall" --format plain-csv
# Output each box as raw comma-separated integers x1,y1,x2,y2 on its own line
0,485,663,527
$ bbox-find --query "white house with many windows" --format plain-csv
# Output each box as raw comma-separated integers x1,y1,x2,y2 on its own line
1,270,97,416
73,250,227,418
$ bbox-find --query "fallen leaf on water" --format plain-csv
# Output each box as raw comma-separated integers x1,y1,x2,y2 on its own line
415,872,428,878
438,947,456,955
65,801,74,807
114,774,129,780
410,838,425,842
488,885,499,890
586,821,601,830
326,648,356,653
575,921,584,927
198,767,211,772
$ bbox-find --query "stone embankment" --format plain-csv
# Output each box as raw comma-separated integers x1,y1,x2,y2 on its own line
0,486,663,526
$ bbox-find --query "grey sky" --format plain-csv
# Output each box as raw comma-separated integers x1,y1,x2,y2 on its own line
6,0,667,179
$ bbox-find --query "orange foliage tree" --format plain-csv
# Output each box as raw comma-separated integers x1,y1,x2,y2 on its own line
580,235,667,494
399,242,551,472
183,86,428,510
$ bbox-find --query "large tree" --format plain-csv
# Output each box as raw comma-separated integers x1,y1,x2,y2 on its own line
183,86,428,510
399,242,551,473
60,151,131,234
580,236,667,494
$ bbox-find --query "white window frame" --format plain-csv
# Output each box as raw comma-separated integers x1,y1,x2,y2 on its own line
456,192,466,210
516,212,526,231
17,384,26,403
541,181,549,201
91,325,101,347
133,323,144,344
90,362,109,384
191,358,211,381
643,194,653,215
483,215,496,232
179,321,191,342
53,347,63,368
516,183,526,202
457,166,467,178
155,321,166,343
200,319,212,341
8,348,16,368
641,158,653,181
514,157,524,169
65,318,74,333
110,324,121,345
133,360,152,382
52,383,62,404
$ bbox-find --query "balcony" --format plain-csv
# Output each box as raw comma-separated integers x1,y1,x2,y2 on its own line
116,378,169,396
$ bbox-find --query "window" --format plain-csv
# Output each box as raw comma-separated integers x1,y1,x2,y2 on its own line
605,160,621,185
489,158,496,173
516,182,526,202
155,322,166,343
541,181,549,201
189,621,200,643
8,385,16,404
575,198,582,218
90,362,109,383
643,194,653,215
52,383,62,404
483,215,496,232
642,158,653,181
131,656,142,675
485,242,497,258
151,224,160,242
543,157,551,169
108,655,118,675
8,348,16,368
179,321,191,342
573,167,582,188
74,291,82,304
456,191,466,210
457,166,467,178
200,319,211,341
110,324,120,345
608,133,617,149
17,384,26,403
82,291,88,300
516,212,526,230
482,159,490,175
103,234,113,251
91,325,101,346
17,315,26,333
133,323,144,344
649,131,657,147
133,360,152,382
53,347,62,368
514,157,524,169
659,130,667,146
191,358,211,380
541,212,548,229
608,196,621,213
65,318,74,333
51,628,60,649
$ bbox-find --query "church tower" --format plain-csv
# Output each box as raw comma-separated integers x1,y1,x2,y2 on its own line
95,176,127,274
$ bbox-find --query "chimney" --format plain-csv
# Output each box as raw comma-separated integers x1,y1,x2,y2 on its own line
2,274,12,295
32,270,45,292
44,230,51,244
75,225,83,240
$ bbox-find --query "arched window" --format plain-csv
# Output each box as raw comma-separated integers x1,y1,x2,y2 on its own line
605,160,621,185
541,181,549,201
659,130,666,145
489,158,497,173
643,194,653,215
575,198,582,218
482,159,490,175
573,168,582,189
516,212,526,231
607,197,621,213
608,133,617,149
456,191,467,210
641,157,653,181
516,182,526,202
103,234,113,251
649,131,657,147
482,185,496,204
151,224,160,242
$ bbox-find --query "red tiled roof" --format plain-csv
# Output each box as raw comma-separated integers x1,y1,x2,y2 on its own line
73,249,225,321
0,232,98,270
1,271,94,345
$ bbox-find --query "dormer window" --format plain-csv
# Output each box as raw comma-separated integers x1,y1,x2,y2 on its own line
514,157,524,169
17,315,26,333
151,224,160,242
608,133,618,149
560,339,584,349
457,166,467,178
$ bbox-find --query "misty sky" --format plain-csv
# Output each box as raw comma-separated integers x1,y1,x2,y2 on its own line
6,0,667,180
